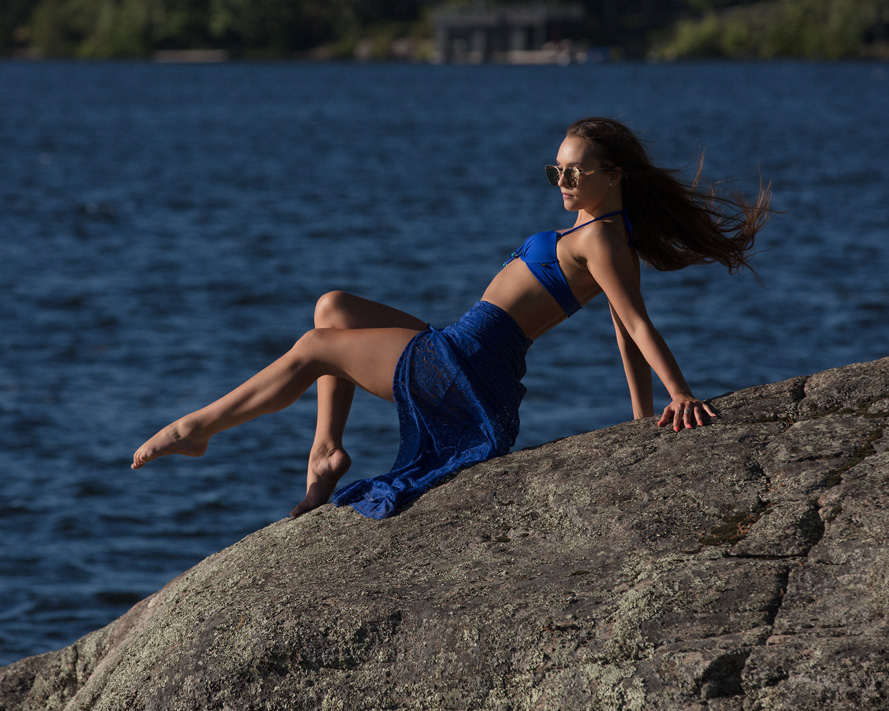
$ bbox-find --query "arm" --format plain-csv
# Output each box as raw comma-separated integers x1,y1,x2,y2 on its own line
609,301,653,419
585,233,716,431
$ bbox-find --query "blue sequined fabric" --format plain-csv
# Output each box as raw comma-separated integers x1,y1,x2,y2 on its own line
331,301,531,519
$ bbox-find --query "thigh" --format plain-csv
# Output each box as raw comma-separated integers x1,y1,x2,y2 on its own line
307,326,420,403
315,291,428,331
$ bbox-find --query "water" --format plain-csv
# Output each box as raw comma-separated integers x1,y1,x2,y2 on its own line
1,60,887,665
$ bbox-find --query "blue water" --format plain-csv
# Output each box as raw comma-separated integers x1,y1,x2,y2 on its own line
1,60,887,666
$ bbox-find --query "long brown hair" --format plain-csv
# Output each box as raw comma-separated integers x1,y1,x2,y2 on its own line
567,117,771,274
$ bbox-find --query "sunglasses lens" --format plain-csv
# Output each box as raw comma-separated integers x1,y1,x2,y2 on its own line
563,167,580,188
545,166,584,187
545,165,561,186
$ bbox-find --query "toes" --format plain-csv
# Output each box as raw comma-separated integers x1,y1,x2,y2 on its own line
290,501,312,518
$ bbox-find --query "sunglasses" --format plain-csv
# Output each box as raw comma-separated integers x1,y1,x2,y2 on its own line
545,165,607,189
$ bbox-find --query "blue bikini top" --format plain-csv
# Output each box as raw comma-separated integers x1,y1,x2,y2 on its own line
505,209,633,316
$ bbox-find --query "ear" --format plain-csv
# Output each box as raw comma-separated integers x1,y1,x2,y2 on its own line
609,167,624,186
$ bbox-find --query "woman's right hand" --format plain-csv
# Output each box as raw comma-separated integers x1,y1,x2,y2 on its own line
658,397,716,432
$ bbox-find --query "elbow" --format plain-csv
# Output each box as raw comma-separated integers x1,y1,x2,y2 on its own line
624,317,657,345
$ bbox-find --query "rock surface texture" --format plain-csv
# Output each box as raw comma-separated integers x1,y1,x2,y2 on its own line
2,358,889,710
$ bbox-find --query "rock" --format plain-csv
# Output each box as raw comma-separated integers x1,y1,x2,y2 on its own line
2,358,888,711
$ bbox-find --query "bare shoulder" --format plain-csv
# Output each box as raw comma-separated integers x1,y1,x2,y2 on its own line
566,220,630,264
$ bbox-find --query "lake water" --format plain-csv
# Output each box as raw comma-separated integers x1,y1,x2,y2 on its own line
1,60,887,665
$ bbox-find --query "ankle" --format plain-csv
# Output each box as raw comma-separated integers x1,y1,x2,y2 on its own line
307,445,351,481
310,442,346,459
176,413,215,443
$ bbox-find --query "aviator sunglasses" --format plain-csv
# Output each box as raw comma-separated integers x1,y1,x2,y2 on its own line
545,165,608,189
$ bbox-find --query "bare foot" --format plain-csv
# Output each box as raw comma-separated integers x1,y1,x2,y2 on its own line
290,446,352,517
131,419,209,470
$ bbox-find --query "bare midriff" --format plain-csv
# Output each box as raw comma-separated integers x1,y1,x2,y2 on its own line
481,260,603,341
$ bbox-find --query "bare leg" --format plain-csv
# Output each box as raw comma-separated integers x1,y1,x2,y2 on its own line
291,291,427,516
132,322,420,479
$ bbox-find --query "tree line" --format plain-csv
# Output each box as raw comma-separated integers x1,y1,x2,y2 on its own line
2,0,424,59
1,0,886,60
653,0,889,60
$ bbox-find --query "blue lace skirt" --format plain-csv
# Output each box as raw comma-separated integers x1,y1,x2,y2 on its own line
331,301,531,519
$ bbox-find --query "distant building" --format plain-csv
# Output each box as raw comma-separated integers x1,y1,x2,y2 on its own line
431,3,589,64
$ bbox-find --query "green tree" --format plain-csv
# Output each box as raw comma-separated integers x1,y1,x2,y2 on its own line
0,0,39,54
208,0,368,55
654,0,888,59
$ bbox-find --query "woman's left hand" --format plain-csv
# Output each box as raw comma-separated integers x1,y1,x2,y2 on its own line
658,397,716,432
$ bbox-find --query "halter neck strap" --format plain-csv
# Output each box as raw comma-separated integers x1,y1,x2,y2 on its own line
558,209,630,237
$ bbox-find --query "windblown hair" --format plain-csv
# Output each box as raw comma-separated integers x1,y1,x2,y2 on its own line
567,117,771,274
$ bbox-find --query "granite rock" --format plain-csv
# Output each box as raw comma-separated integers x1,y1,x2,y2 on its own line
2,357,888,710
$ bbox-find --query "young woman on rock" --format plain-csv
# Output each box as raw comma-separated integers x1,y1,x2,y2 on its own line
132,117,771,519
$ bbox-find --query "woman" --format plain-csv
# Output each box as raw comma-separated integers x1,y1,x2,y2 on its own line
132,117,771,519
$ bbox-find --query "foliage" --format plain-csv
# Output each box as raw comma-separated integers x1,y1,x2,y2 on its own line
17,0,424,59
3,0,887,59
653,0,889,60
0,0,37,54
29,0,210,58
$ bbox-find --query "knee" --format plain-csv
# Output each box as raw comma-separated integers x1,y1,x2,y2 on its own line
314,290,354,329
292,326,333,363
